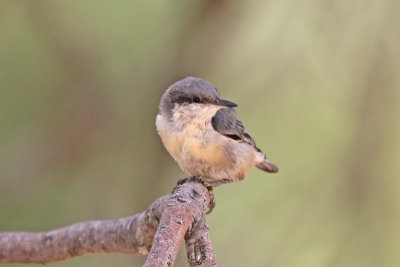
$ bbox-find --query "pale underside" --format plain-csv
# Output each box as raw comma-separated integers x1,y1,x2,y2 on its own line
156,104,264,184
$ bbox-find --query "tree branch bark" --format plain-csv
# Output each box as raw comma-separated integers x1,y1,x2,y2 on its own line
0,182,216,266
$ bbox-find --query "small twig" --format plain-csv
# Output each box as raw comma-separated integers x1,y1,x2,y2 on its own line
0,182,216,266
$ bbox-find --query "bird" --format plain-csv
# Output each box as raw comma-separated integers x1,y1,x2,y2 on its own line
156,77,278,211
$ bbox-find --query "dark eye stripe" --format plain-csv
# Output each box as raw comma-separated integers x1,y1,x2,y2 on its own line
172,93,210,105
173,94,191,104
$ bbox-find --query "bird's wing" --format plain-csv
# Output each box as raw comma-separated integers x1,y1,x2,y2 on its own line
211,108,278,173
211,108,257,148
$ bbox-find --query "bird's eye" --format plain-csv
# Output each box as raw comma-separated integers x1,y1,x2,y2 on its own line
192,96,201,103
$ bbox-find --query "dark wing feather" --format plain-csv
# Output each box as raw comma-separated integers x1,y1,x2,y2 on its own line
211,108,256,148
211,108,278,173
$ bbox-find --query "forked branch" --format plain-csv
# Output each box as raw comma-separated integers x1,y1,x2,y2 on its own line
0,182,216,266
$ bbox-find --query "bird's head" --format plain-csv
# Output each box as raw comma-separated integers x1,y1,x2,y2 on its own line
160,77,237,119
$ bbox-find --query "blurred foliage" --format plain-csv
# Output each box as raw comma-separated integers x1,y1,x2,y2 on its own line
1,0,400,266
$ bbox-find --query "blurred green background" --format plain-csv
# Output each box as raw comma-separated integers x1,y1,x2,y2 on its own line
1,1,399,266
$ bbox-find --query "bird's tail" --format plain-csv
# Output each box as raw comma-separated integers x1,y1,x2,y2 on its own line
256,159,278,173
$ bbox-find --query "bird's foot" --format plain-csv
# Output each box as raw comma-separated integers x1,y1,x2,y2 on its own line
205,185,215,215
176,175,203,186
174,175,216,215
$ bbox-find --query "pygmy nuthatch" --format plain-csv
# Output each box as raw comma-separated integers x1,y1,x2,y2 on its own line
156,77,278,189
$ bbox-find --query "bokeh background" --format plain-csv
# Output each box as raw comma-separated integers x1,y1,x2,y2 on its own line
1,1,399,266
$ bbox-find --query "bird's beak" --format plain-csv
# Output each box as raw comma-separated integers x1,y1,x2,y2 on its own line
216,98,238,107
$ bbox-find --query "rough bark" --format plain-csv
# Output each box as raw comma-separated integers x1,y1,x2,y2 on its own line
0,182,216,266
185,215,217,266
144,182,215,267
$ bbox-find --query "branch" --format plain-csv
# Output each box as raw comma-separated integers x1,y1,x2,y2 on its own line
144,182,216,267
0,182,216,266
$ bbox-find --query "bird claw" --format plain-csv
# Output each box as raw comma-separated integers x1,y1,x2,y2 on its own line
174,176,216,215
205,186,215,215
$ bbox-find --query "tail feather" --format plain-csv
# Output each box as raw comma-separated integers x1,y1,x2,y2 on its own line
256,160,278,173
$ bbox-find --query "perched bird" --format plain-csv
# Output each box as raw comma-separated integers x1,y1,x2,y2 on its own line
156,77,278,210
